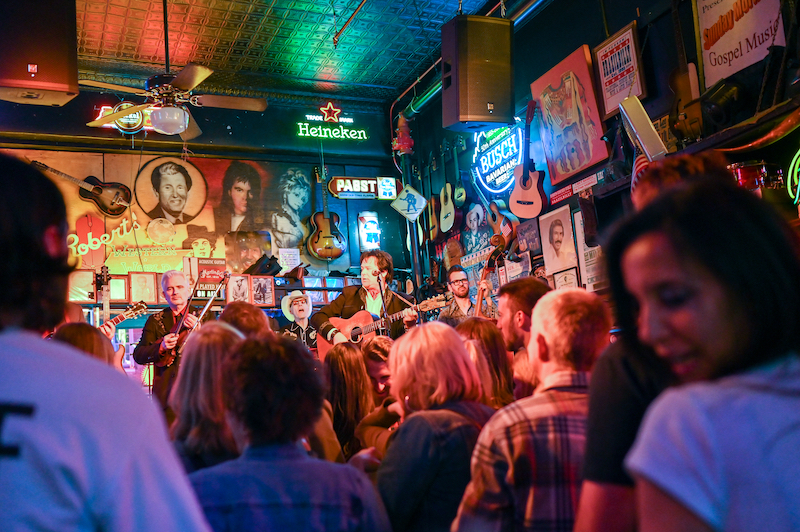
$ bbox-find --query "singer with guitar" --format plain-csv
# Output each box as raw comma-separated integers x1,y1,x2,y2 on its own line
132,270,211,421
310,250,418,354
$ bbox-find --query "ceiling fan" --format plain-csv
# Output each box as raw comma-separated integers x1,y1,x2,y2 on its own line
83,0,267,141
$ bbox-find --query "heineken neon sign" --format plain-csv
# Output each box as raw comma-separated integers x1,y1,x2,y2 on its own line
472,125,523,193
297,102,369,140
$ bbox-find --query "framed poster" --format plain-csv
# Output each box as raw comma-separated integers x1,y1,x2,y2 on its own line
539,205,579,275
303,277,328,306
593,21,646,119
129,272,158,305
516,218,542,256
251,276,275,306
68,270,96,304
530,45,609,186
554,267,580,289
156,273,168,305
109,275,129,303
227,274,251,304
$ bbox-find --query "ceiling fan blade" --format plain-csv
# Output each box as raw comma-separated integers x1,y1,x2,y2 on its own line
180,110,203,141
79,80,146,95
171,63,214,92
86,103,153,127
192,94,268,112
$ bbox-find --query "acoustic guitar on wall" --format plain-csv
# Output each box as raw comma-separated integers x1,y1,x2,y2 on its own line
509,101,547,219
427,151,445,243
451,135,468,208
307,164,347,261
669,0,703,142
439,139,464,234
474,180,520,250
30,160,132,217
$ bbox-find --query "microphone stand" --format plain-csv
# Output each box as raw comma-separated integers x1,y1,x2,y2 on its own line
377,274,390,337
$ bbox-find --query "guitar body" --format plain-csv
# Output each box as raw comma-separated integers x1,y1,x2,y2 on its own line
453,178,467,208
307,210,347,260
486,199,520,248
428,196,444,243
78,176,132,217
316,310,377,359
439,183,463,233
509,168,546,219
112,346,125,372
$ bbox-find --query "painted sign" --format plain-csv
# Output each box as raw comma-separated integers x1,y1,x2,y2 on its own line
471,125,523,193
328,176,402,199
697,0,785,89
391,185,426,222
296,101,369,140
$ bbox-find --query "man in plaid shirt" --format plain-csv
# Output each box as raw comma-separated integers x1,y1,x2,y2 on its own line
452,288,611,532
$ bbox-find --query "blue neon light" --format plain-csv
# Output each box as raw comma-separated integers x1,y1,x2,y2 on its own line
471,126,523,194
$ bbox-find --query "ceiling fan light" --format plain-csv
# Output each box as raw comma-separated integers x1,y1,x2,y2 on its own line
150,106,188,135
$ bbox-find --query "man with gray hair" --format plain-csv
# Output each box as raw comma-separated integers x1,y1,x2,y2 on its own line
453,288,611,532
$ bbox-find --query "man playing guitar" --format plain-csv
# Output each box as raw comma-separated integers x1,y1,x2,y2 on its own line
311,250,418,347
133,270,206,422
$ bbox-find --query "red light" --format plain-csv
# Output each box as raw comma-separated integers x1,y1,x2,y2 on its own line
27,64,38,74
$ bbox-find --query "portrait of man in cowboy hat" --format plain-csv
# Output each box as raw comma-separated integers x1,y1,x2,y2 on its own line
279,290,317,351
462,203,491,255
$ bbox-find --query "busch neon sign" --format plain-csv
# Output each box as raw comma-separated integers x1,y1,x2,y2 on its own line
297,102,368,140
472,126,523,193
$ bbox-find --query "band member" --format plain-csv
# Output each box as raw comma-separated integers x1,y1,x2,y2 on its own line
133,270,208,420
280,290,317,350
437,265,496,327
311,250,417,344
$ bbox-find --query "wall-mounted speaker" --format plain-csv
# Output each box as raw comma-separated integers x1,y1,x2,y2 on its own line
0,2,79,106
441,15,514,132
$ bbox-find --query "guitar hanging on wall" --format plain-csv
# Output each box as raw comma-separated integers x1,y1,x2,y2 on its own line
668,0,703,142
30,160,132,217
307,150,346,261
439,139,464,234
509,101,547,219
427,150,444,243
474,179,520,250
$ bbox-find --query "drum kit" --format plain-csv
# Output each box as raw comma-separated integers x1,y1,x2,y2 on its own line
727,160,785,191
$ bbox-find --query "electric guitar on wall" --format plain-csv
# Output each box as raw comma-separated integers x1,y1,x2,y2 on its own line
509,101,547,219
30,160,132,217
307,164,347,261
452,135,468,208
439,139,464,233
427,151,444,243
316,292,453,358
668,0,703,142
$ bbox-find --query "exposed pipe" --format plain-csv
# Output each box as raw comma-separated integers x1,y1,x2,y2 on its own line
333,0,369,47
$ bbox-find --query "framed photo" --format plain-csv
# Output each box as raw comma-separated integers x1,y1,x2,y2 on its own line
303,277,328,306
129,272,158,305
68,270,96,304
109,275,129,303
592,21,646,119
554,267,580,289
345,277,362,286
227,274,251,304
516,218,542,256
325,277,344,302
251,276,276,306
530,45,609,186
156,273,168,305
539,205,579,275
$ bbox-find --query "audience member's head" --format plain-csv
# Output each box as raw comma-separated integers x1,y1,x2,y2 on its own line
495,277,552,352
361,336,393,404
529,288,612,373
456,317,514,408
631,150,731,210
224,335,325,446
52,322,116,366
390,322,482,412
170,322,245,456
463,339,496,407
325,342,374,459
218,301,273,337
0,155,72,332
606,180,800,382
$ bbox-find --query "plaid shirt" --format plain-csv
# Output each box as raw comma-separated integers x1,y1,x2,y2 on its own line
452,370,590,532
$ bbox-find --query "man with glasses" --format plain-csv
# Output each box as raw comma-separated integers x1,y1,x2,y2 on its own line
437,265,496,327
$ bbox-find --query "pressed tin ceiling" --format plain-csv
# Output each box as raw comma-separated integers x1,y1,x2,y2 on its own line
76,0,491,111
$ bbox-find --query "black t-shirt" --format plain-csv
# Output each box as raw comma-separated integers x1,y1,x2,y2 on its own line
583,340,675,485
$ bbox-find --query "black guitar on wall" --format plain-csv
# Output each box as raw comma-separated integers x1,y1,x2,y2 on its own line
31,160,132,217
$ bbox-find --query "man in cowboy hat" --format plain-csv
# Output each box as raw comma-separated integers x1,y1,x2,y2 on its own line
280,290,317,351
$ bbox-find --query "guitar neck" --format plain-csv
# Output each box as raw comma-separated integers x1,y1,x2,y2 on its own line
360,303,415,335
32,161,94,192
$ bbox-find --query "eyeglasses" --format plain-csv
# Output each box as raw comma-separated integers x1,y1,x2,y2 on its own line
449,279,469,286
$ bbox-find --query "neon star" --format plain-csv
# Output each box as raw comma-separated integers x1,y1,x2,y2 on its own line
320,102,342,122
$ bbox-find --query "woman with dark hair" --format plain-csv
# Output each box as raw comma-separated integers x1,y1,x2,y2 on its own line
168,321,244,473
324,342,375,460
214,161,262,234
456,317,514,408
604,180,800,532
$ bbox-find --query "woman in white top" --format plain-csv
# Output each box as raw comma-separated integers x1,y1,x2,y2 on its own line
603,179,800,532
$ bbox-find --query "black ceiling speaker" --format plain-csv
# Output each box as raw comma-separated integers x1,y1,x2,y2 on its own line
441,15,514,132
0,1,79,106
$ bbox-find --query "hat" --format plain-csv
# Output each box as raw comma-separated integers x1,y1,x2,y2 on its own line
467,203,484,226
281,290,312,322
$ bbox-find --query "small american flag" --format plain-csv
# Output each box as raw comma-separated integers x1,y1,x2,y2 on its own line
500,218,513,237
631,153,649,192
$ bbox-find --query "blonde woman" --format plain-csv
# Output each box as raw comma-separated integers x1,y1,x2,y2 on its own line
168,321,244,473
376,322,495,532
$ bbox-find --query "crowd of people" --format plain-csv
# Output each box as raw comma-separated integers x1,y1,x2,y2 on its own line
1,150,799,532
